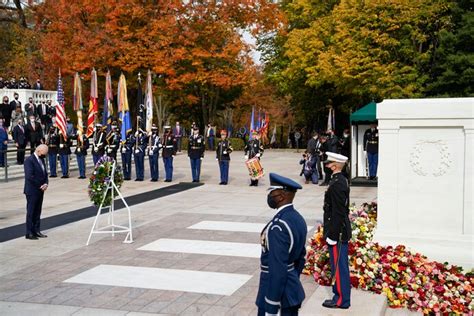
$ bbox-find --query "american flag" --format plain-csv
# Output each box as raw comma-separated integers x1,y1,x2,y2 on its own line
55,72,68,139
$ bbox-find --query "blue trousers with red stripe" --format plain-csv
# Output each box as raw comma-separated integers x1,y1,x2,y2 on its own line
329,242,351,308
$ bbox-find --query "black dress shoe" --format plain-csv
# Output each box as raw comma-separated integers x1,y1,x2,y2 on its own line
50,175,57,178
322,299,349,309
35,232,48,238
164,179,171,182
25,234,38,240
219,182,223,185
151,179,158,182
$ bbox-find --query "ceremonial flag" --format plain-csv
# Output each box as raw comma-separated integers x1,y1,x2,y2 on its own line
270,125,277,145
73,72,83,136
145,70,153,132
118,73,131,142
327,106,335,131
249,106,255,139
257,110,261,131
55,70,68,139
137,73,145,131
86,68,99,137
102,70,114,128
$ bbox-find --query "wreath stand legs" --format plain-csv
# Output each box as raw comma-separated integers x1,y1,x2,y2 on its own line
86,178,133,246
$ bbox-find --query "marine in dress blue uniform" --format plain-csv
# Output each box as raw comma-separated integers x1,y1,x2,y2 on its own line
75,130,89,179
162,125,177,182
363,124,378,180
132,129,148,181
147,124,161,182
121,130,133,180
92,123,106,165
105,123,121,161
256,173,307,316
188,126,205,182
216,130,232,185
322,152,352,309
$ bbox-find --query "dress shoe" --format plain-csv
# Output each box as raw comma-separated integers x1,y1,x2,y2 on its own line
219,182,224,185
35,232,48,238
164,179,171,182
25,234,38,240
151,179,158,182
319,182,328,186
322,299,349,309
223,182,228,185
50,175,57,178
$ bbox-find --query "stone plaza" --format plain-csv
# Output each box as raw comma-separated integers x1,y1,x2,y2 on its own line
0,150,422,315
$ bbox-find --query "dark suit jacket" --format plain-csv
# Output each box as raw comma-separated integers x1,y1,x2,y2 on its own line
24,154,48,195
25,122,44,145
13,125,27,146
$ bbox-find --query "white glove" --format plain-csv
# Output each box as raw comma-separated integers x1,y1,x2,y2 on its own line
244,155,248,160
223,150,227,154
256,153,261,158
135,149,140,154
135,131,139,137
265,313,278,316
326,237,337,245
200,157,203,160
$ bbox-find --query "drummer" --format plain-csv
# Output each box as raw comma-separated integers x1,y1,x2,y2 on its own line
244,130,264,186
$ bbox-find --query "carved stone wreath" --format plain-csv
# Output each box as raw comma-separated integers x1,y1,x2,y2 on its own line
409,140,451,177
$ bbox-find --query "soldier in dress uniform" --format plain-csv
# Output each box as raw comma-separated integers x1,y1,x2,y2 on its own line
46,125,59,177
58,130,71,178
105,122,121,160
245,130,264,186
132,129,147,181
121,130,134,180
216,130,232,185
162,125,177,182
147,124,161,182
75,129,89,179
92,123,106,165
188,126,205,182
363,123,378,180
322,152,352,310
256,173,307,316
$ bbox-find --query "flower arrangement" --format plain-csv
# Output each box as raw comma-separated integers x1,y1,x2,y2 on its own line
88,156,124,207
304,202,474,314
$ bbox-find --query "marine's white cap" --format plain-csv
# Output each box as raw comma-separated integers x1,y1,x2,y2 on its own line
324,152,348,163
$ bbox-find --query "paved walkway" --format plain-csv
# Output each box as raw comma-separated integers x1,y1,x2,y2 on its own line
0,150,378,315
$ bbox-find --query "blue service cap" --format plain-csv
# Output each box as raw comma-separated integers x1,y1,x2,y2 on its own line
268,172,302,192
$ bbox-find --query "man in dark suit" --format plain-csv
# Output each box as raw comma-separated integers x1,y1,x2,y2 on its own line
13,120,27,165
24,144,49,240
25,115,44,154
33,79,43,90
173,121,183,153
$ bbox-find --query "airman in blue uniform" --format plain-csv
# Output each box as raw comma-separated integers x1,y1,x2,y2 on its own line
121,130,133,180
322,152,352,310
147,124,161,182
256,173,307,316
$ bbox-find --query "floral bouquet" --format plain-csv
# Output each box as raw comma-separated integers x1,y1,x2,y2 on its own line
304,202,474,314
88,155,124,207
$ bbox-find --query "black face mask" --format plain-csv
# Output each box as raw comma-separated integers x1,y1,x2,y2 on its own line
39,154,46,159
267,193,279,209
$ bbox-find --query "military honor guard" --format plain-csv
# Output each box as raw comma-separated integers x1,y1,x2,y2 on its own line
45,126,59,177
147,124,161,182
187,126,205,182
256,173,307,316
363,123,379,180
0,119,7,167
161,125,177,182
105,122,121,160
133,129,148,181
75,129,89,179
322,152,352,309
245,130,264,186
58,130,71,178
92,123,106,165
216,130,232,185
121,130,134,180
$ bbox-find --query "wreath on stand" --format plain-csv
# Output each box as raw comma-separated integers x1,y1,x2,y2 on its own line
88,156,124,206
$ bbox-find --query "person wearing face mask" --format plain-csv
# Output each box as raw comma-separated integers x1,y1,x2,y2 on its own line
25,97,37,119
8,93,21,127
0,96,12,130
121,130,134,181
363,123,379,180
321,152,352,310
46,126,60,177
13,119,27,165
0,118,7,167
25,115,44,155
161,125,177,182
256,173,307,316
205,123,215,150
24,144,49,240
10,104,24,128
188,126,205,182
132,128,148,182
147,124,162,182
216,129,232,185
